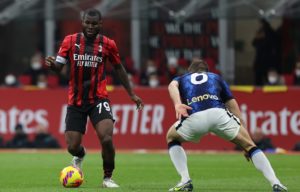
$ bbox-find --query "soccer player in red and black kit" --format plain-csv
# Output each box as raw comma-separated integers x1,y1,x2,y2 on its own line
45,8,144,188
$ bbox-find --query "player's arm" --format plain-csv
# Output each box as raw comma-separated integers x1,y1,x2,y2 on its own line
225,99,246,128
109,39,143,110
45,56,64,73
168,80,192,119
45,35,71,74
113,64,143,110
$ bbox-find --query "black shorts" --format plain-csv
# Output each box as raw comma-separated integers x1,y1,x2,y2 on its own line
65,98,114,134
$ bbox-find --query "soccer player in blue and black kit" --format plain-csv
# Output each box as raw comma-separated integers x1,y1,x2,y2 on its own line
166,59,287,192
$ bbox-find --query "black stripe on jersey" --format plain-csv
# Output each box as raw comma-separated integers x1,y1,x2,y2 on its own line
93,35,103,100
73,33,81,105
82,38,95,104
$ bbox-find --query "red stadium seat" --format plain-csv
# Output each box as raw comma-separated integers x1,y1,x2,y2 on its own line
47,75,59,88
283,73,294,85
18,75,32,85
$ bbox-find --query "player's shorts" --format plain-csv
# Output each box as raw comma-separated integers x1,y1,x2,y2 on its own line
65,98,114,134
175,108,241,142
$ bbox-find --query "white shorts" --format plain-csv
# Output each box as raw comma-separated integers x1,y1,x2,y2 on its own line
174,108,240,142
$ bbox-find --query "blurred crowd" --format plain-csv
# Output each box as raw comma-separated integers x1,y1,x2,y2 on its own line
0,50,220,89
252,19,300,86
2,19,300,88
0,123,60,149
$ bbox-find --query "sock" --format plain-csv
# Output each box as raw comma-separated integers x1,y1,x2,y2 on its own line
168,141,190,183
74,146,86,158
249,147,280,186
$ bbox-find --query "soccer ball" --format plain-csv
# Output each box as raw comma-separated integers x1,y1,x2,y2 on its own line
59,166,84,187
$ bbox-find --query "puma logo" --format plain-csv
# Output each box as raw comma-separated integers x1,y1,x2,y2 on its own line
75,44,80,49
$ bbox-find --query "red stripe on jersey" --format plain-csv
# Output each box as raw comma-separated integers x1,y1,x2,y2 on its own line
68,34,78,105
88,35,101,104
76,35,85,106
96,36,108,99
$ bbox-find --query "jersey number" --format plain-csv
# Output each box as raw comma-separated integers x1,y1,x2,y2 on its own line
96,101,111,114
191,73,208,85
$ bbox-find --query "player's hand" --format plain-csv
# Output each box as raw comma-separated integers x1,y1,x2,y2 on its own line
130,94,144,110
45,56,55,67
175,104,192,119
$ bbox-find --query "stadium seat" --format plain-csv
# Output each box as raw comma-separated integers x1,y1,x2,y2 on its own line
283,73,294,85
47,75,59,88
18,75,32,85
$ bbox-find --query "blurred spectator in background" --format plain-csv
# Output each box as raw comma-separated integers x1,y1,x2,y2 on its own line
36,74,48,89
24,51,48,86
235,128,275,152
6,124,32,148
167,56,178,80
251,129,275,151
202,51,220,75
252,19,279,86
264,68,285,85
3,74,19,87
148,72,160,88
292,142,300,151
293,61,300,85
0,135,4,148
32,124,60,148
140,59,159,86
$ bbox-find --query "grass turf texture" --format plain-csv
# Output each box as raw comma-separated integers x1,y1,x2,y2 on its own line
0,151,299,192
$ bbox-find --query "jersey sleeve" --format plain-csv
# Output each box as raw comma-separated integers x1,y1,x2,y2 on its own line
219,78,234,102
56,35,72,65
172,76,180,82
108,39,121,65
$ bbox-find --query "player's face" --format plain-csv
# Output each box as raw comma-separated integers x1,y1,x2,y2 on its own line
82,15,101,39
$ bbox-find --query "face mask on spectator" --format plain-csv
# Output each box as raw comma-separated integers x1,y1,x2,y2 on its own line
149,79,159,87
5,74,16,86
37,82,47,88
268,76,277,84
147,66,157,74
31,62,42,70
296,69,300,77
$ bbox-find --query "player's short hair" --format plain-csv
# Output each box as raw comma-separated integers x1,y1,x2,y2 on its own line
188,59,209,73
82,8,102,20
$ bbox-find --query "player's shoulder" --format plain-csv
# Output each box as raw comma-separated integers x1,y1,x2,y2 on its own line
207,72,222,79
61,33,81,42
101,35,117,47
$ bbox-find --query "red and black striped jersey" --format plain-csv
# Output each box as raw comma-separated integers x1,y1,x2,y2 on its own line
55,33,121,106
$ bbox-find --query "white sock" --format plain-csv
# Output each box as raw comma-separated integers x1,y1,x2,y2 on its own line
169,145,190,183
251,149,280,186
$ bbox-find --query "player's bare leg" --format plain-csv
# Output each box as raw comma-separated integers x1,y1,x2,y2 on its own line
167,125,193,191
231,126,287,191
95,119,119,188
65,131,86,169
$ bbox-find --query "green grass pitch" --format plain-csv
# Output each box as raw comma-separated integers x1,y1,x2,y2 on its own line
0,150,299,191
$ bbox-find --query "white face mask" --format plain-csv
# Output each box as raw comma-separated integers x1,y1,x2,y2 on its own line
296,69,300,77
268,76,277,84
37,82,47,88
5,74,16,86
146,66,157,74
149,79,159,87
31,62,42,70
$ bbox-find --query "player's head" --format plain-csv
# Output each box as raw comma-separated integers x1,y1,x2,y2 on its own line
82,8,102,39
188,59,209,73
